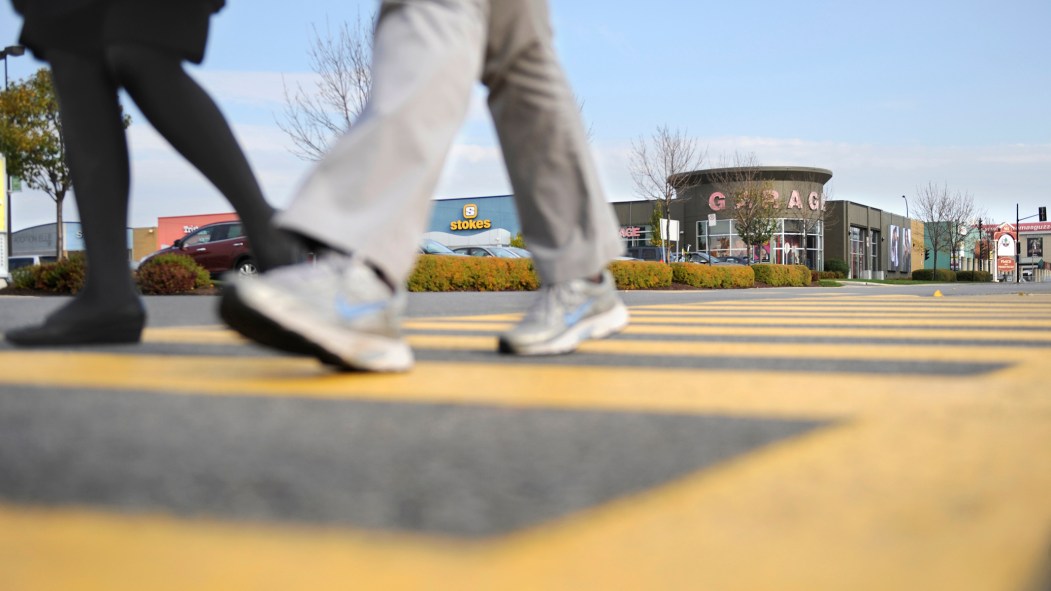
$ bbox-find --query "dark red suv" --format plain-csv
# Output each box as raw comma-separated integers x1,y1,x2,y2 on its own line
145,221,256,276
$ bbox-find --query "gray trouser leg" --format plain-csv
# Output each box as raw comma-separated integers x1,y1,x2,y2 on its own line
277,0,486,283
277,0,622,285
484,0,623,284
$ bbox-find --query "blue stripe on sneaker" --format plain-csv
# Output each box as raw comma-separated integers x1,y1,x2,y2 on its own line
563,301,593,328
334,298,388,321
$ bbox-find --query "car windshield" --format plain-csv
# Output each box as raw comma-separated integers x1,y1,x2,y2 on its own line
490,247,519,258
421,239,457,254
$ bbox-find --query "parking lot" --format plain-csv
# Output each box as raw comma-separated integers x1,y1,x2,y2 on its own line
2,283,1050,590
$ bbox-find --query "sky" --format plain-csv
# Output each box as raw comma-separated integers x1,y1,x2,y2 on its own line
2,0,1049,233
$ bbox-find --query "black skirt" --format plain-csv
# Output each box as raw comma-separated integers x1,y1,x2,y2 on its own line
18,0,224,64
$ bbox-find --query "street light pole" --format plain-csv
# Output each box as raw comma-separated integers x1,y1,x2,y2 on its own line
902,194,909,219
2,45,26,270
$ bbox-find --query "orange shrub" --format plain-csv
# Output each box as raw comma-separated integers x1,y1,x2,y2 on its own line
671,263,755,288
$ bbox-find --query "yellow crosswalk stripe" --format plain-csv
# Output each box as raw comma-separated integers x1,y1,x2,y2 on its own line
2,293,1050,591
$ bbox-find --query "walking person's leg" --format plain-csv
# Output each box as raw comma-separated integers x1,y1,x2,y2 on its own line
221,0,489,371
104,44,299,271
482,0,628,355
5,49,145,346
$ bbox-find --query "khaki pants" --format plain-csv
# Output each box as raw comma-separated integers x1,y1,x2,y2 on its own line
277,0,622,284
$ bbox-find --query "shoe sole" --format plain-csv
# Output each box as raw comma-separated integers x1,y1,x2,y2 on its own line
498,303,629,356
220,285,340,363
4,314,144,347
221,283,414,372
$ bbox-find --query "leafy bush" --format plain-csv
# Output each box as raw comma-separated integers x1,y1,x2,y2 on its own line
811,270,844,282
607,261,672,290
912,269,957,282
408,255,539,292
825,258,849,276
956,270,993,282
671,263,754,288
10,254,86,293
136,254,213,295
752,264,812,287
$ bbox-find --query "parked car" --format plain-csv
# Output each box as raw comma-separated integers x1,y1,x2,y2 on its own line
144,221,255,277
718,255,751,265
419,238,463,255
452,245,521,258
7,255,58,270
681,252,739,265
505,246,532,258
625,245,667,261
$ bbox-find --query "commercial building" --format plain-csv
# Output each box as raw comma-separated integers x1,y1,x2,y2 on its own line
423,196,522,247
824,201,917,279
612,166,835,269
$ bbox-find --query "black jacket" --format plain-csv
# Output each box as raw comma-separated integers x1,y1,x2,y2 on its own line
12,0,225,16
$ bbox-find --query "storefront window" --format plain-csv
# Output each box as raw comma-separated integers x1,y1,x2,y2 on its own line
850,227,864,279
701,217,824,267
870,230,881,272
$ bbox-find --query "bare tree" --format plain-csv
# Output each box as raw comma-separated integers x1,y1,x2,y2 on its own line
947,193,978,270
278,13,374,161
629,125,705,262
915,182,974,275
707,152,779,264
797,174,831,269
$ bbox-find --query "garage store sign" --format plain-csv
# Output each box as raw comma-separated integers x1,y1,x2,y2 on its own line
708,190,824,212
450,203,493,231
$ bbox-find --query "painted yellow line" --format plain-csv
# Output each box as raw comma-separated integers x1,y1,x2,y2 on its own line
0,349,1046,420
624,315,1051,328
401,334,1034,364
630,308,1050,318
403,320,1051,343
141,326,247,345
2,393,1049,590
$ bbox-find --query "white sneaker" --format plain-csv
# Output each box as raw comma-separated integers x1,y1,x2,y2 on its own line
498,270,629,355
221,254,413,372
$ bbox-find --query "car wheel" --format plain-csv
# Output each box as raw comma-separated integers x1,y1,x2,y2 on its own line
236,258,258,276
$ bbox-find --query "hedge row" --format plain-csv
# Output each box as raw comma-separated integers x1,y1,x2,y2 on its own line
812,270,844,282
670,262,754,289
137,254,213,294
408,255,540,292
11,253,832,294
9,253,212,295
752,264,812,287
912,269,957,282
607,260,674,290
10,254,87,293
956,270,993,282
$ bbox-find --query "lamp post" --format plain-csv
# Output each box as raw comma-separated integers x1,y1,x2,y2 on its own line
2,44,26,89
2,45,26,270
901,194,908,219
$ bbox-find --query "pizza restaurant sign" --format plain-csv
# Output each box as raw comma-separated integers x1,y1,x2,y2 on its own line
994,227,1017,272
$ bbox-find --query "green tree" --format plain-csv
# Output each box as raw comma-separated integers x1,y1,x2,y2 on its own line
0,68,129,259
648,202,664,247
509,232,526,248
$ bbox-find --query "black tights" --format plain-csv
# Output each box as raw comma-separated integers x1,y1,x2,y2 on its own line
47,45,291,313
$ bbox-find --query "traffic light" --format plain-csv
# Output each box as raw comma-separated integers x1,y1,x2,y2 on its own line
924,248,930,261
1040,206,1047,222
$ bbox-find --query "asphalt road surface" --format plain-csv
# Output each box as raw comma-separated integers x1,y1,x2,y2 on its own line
1,281,1050,590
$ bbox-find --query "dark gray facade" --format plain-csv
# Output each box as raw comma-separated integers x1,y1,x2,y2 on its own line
825,201,914,279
